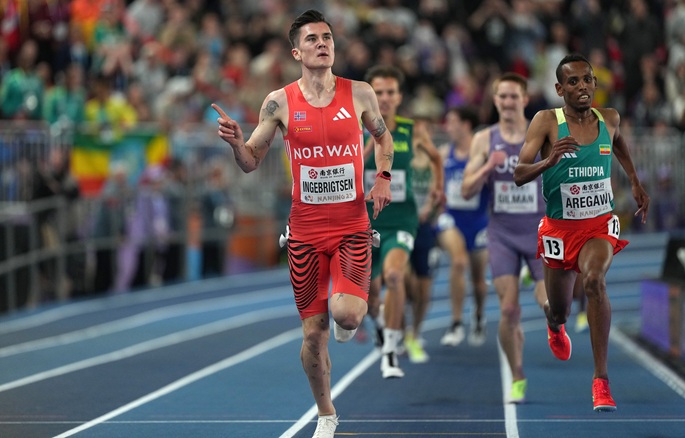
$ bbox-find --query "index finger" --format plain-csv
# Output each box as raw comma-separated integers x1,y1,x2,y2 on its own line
372,198,381,220
211,103,228,119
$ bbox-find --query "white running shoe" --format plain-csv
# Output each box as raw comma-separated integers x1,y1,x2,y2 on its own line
312,414,339,438
468,316,487,347
333,321,357,343
380,352,404,378
440,323,465,346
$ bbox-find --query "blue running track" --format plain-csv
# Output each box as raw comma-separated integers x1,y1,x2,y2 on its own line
0,232,683,438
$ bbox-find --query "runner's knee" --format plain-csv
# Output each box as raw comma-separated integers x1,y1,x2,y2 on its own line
582,271,606,299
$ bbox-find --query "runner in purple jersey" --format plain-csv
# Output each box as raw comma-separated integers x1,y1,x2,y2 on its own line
461,73,547,404
486,124,546,277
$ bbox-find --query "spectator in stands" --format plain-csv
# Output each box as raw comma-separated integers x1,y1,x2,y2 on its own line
84,73,137,142
197,12,225,65
124,0,165,46
1,39,44,120
125,79,153,122
632,81,672,128
32,147,80,300
158,2,197,77
91,1,133,85
27,0,71,75
161,157,188,282
131,41,168,111
92,160,133,293
200,161,236,277
618,0,663,113
114,164,170,292
42,63,86,129
221,42,251,88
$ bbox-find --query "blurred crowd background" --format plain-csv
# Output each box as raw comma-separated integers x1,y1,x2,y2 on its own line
0,0,684,313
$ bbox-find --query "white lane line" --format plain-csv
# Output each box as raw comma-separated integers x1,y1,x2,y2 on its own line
0,286,292,358
52,327,303,438
610,328,685,399
279,349,382,438
0,270,290,334
0,305,295,393
498,338,520,438
3,418,685,427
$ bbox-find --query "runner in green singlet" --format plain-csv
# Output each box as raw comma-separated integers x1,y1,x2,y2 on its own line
363,65,444,379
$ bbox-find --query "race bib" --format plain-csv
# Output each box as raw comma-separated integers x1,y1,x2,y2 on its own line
607,214,620,238
301,163,356,204
560,177,613,219
542,235,564,260
364,169,406,203
493,181,538,214
446,176,479,210
396,229,415,251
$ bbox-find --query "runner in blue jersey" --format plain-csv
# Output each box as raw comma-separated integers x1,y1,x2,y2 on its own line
435,106,490,347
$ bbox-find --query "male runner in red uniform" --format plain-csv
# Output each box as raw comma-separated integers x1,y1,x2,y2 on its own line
212,9,394,438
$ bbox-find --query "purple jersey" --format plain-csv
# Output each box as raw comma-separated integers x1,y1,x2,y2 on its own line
486,125,545,279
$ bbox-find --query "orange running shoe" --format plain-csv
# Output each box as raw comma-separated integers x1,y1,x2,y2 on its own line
547,324,572,361
592,378,617,412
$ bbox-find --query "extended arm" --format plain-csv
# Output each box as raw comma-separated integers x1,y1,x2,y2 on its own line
357,81,393,219
415,123,445,207
612,126,650,223
212,90,284,173
461,128,502,199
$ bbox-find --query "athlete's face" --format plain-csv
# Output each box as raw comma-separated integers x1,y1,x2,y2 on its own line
493,80,528,122
370,76,402,119
291,22,335,69
555,61,596,112
445,111,465,142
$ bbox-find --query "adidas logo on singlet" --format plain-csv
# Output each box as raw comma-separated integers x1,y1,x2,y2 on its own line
562,152,577,159
333,107,352,121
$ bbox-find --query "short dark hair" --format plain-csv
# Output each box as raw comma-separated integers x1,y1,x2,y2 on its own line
492,72,528,94
364,64,405,87
446,106,479,128
556,53,593,82
288,9,332,48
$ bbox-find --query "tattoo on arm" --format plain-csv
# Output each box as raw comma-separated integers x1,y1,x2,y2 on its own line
371,117,387,138
264,100,279,118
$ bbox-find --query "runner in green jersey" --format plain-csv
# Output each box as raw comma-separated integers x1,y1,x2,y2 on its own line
363,65,444,379
514,53,649,412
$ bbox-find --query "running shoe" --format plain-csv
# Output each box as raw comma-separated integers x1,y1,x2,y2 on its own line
575,311,589,333
380,352,404,378
440,322,465,346
519,265,533,288
404,333,429,363
313,414,339,438
468,316,487,347
547,324,572,361
592,378,617,412
333,321,357,343
509,378,527,404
